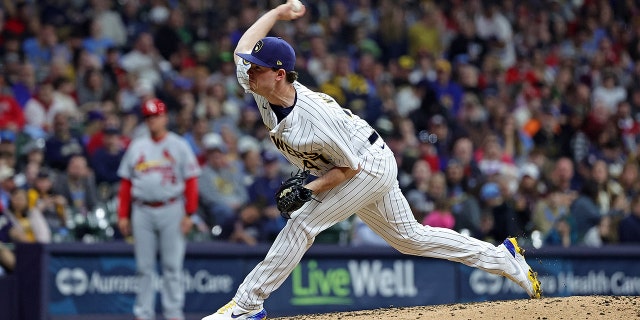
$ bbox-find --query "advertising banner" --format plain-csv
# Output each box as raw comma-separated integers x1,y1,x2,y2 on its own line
269,258,456,316
47,254,456,317
48,256,248,315
458,257,640,301
31,244,640,319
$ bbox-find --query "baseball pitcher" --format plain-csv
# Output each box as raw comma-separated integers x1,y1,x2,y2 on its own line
203,2,541,320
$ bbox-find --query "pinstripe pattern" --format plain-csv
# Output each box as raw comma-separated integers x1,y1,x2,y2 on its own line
233,138,511,309
260,84,373,176
232,59,516,310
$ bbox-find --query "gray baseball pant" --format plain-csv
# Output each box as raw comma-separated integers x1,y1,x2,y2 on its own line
132,199,186,320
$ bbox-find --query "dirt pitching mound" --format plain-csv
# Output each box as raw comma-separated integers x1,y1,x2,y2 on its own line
273,296,639,320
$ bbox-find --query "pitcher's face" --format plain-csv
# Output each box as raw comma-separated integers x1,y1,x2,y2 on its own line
247,64,278,95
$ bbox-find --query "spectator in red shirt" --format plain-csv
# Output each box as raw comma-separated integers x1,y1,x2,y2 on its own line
85,111,131,157
83,110,107,156
2,2,30,41
0,76,25,131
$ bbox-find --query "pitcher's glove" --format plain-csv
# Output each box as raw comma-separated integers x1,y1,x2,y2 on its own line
276,170,313,219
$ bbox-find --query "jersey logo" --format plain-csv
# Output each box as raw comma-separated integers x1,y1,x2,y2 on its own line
136,155,145,165
133,153,178,184
134,155,147,171
163,149,175,164
134,159,164,172
318,93,335,104
271,136,330,170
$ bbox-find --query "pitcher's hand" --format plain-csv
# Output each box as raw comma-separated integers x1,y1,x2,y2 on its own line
277,0,306,21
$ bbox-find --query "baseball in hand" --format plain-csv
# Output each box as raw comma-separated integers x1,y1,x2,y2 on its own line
291,0,302,12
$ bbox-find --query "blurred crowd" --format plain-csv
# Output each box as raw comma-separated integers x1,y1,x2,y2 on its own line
2,0,640,274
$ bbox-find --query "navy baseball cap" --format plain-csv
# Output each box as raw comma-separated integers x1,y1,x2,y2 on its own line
236,37,296,72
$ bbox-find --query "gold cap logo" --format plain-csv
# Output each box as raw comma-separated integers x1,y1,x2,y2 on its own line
253,40,264,53
276,60,282,66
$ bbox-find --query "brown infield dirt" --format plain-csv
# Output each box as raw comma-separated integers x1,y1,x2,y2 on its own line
272,296,640,320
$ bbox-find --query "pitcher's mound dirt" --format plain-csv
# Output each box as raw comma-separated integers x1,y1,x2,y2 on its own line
273,295,639,319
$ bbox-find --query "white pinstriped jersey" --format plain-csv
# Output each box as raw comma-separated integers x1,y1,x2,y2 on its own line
229,53,539,312
236,59,376,177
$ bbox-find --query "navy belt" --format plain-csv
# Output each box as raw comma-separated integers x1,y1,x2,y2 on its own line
368,131,380,144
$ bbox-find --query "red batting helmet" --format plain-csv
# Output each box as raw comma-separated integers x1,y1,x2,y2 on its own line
142,98,167,117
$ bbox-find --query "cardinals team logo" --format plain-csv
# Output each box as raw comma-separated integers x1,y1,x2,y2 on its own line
132,151,178,184
134,155,146,171
163,149,175,164
134,154,164,172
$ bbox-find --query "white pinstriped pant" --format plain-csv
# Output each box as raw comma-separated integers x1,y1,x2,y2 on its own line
234,139,512,309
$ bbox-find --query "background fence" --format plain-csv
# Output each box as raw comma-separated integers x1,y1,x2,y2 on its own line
5,242,640,320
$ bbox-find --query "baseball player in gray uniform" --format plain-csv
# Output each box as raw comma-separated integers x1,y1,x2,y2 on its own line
203,2,541,320
117,98,201,320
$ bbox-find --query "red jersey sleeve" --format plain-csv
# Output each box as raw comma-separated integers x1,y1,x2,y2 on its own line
118,179,132,219
184,177,198,215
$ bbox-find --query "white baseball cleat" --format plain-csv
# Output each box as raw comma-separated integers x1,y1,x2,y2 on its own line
201,300,267,320
499,237,543,299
